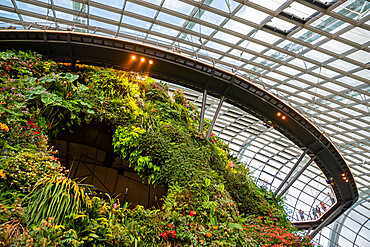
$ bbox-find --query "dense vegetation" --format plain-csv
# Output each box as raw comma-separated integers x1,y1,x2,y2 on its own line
0,50,314,246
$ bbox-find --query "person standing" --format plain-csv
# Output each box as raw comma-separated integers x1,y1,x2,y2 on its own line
298,209,305,221
312,207,317,220
328,192,335,204
321,201,327,211
316,205,322,217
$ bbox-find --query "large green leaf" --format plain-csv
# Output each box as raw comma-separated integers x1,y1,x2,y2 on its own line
24,86,46,101
41,93,61,106
64,73,79,82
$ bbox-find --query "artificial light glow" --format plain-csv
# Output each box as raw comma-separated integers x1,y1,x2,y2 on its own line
346,180,349,182
343,177,347,180
140,57,145,62
131,55,136,60
342,173,345,176
282,116,286,120
149,60,153,65
277,112,281,116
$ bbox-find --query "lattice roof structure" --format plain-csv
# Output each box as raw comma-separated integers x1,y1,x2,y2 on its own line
0,0,369,246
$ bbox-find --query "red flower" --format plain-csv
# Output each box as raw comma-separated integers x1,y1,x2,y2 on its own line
190,210,197,216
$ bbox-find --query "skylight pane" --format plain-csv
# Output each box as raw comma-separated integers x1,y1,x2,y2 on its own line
122,16,151,29
125,2,157,19
235,6,269,24
0,10,19,20
347,50,370,64
340,27,370,45
151,24,178,37
303,50,333,63
213,31,241,44
162,0,194,15
253,30,281,44
284,2,317,19
223,19,254,35
333,0,370,21
311,15,350,34
269,17,296,32
90,6,120,21
17,2,49,15
186,23,215,36
328,59,359,72
292,29,325,45
311,67,340,78
89,20,117,31
204,40,230,53
195,9,225,25
209,0,239,13
249,0,286,11
319,40,353,54
157,12,184,27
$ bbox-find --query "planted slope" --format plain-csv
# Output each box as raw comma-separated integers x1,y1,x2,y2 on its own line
0,50,313,246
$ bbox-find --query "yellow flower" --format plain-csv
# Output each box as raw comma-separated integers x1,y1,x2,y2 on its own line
0,123,9,132
213,226,219,230
0,169,6,179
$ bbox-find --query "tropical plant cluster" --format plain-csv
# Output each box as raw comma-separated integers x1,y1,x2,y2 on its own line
0,50,314,246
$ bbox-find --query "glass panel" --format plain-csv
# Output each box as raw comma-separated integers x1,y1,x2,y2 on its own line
328,59,359,72
151,24,178,37
90,19,117,31
122,16,151,29
319,40,353,54
223,19,254,35
240,40,266,53
90,6,120,21
0,0,12,7
340,27,370,45
125,2,157,19
311,67,340,78
268,17,296,32
186,22,215,36
249,0,286,11
235,5,269,24
0,10,19,20
311,15,350,34
17,2,49,15
347,50,370,64
292,28,326,45
284,2,317,19
157,12,185,27
213,31,241,44
253,30,281,44
303,50,333,63
195,9,225,25
208,0,239,13
204,40,230,53
333,0,370,20
163,0,194,15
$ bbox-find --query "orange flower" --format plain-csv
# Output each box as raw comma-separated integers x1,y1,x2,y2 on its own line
213,226,218,230
206,232,212,238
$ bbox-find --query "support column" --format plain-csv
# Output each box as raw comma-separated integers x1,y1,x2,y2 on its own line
278,155,315,197
206,96,225,140
199,89,207,133
275,149,309,195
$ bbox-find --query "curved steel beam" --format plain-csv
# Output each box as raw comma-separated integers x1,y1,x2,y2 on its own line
0,30,358,230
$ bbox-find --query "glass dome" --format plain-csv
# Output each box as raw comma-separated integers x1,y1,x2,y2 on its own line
0,0,369,246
